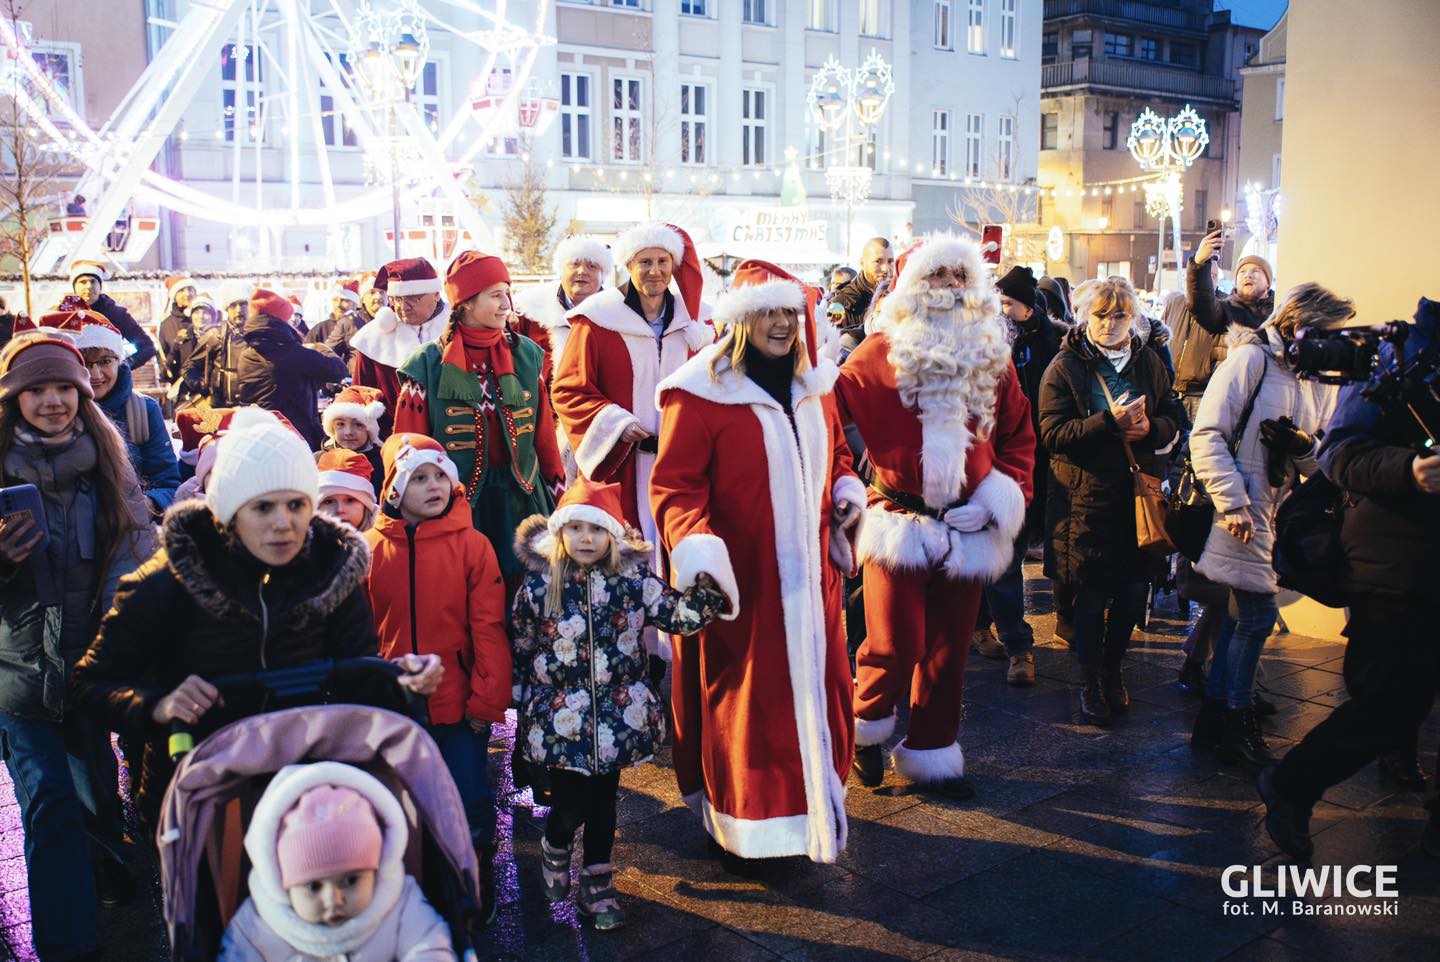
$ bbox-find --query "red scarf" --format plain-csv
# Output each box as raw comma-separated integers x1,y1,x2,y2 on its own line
451,323,516,378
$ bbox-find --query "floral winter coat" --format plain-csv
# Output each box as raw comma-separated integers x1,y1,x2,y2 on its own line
510,515,728,776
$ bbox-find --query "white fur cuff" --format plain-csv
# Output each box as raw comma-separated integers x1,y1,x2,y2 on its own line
968,469,1026,542
670,532,740,621
892,740,965,783
832,474,866,511
573,403,640,479
854,712,897,747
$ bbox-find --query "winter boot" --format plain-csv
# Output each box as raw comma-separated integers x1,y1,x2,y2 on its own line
1379,747,1430,792
476,844,498,925
1080,666,1111,726
1102,664,1129,714
972,625,1006,659
1258,765,1314,861
1190,697,1225,752
1176,659,1206,695
540,838,573,903
578,864,626,931
1217,706,1274,772
851,744,886,788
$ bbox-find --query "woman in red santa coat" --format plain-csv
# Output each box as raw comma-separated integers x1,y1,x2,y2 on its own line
650,260,865,864
836,234,1035,800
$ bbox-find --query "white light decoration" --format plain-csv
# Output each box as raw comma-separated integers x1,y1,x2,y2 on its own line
1128,104,1210,294
806,50,895,256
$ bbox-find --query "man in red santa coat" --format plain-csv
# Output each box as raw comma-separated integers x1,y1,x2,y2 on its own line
350,257,448,434
551,222,713,556
650,260,865,864
836,234,1035,800
511,233,613,377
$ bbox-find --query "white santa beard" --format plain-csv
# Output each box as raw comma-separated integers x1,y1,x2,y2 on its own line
888,310,1010,431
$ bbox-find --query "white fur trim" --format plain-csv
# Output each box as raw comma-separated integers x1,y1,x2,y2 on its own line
386,444,460,504
689,770,848,862
968,467,1026,545
669,533,740,622
856,469,1024,582
386,276,444,296
512,283,569,333
712,279,806,331
655,342,840,410
73,320,131,358
69,260,109,284
547,503,626,541
854,712,896,747
242,762,408,959
921,416,973,511
829,473,865,575
613,222,684,270
332,286,360,305
572,402,640,480
349,305,447,370
322,400,384,443
896,232,988,295
832,474,866,511
318,470,378,509
552,235,614,277
892,740,965,783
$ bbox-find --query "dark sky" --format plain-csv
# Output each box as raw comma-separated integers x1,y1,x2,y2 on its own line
1214,0,1287,30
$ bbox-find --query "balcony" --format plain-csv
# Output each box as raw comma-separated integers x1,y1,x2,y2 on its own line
1043,0,1208,33
1042,59,1235,102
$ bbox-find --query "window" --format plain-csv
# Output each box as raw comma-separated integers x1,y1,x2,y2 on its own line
997,114,1014,180
965,112,983,178
741,88,767,166
807,0,833,30
934,1,952,49
967,0,984,54
320,54,357,147
859,0,883,37
1040,112,1058,150
29,45,80,118
681,0,707,13
481,66,517,156
1042,32,1058,59
611,75,644,163
858,128,877,169
679,82,707,165
560,72,593,160
1000,0,1017,58
418,62,441,132
1103,111,1119,150
1170,42,1196,66
743,0,768,25
608,0,641,7
931,110,951,175
1072,29,1092,59
1275,77,1285,120
1244,41,1257,63
1104,32,1132,58
220,43,262,143
1193,189,1208,231
1134,196,1147,228
1138,37,1158,60
807,124,827,169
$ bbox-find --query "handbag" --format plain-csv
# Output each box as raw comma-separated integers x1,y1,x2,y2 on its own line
1093,373,1176,557
1273,470,1348,607
1164,357,1269,562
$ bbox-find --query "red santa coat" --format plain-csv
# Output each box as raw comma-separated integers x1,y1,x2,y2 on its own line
551,285,713,550
348,305,448,432
650,345,864,863
835,332,1036,580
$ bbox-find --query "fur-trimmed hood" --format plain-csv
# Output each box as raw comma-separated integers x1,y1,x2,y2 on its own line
512,513,653,574
161,499,371,625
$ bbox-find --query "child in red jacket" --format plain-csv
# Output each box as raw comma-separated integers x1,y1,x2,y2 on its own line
364,431,508,924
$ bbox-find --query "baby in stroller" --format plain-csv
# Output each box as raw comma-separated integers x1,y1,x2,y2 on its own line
220,760,455,961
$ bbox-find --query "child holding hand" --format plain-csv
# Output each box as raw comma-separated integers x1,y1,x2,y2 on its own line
511,479,729,931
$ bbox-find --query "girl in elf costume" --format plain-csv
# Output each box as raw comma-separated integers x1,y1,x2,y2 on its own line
392,251,566,579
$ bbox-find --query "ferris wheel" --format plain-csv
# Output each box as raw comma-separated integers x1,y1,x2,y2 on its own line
1,0,558,271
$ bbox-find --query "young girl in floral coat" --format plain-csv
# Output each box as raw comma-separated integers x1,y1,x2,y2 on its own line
511,478,728,931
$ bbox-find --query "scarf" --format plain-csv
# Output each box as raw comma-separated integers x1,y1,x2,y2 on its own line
454,323,516,379
1090,333,1132,373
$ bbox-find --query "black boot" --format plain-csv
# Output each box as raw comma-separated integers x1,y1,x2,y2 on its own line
1379,748,1430,792
851,744,886,788
1102,664,1129,715
1080,666,1111,726
1176,659,1206,695
1190,696,1225,751
1217,706,1274,772
1253,692,1278,717
476,844,498,925
94,852,136,909
1258,765,1314,861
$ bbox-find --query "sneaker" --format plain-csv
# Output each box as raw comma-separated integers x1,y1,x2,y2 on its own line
851,744,886,787
1007,652,1036,687
971,625,1006,660
1258,765,1314,861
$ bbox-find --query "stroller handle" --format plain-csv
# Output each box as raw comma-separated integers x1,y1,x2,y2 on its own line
167,656,429,762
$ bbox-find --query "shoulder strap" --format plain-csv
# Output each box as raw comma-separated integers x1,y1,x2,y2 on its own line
1093,370,1141,474
126,393,150,445
1229,353,1269,455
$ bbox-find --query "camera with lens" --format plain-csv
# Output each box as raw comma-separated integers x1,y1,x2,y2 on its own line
1286,321,1411,385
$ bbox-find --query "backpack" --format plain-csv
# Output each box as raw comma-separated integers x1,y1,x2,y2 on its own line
124,393,150,446
1272,470,1347,608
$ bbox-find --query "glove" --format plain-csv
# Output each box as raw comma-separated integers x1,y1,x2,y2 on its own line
943,503,991,533
1259,417,1314,457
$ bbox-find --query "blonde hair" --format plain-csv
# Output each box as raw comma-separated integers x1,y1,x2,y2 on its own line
543,527,624,617
1271,282,1355,341
707,312,811,382
1072,276,1142,336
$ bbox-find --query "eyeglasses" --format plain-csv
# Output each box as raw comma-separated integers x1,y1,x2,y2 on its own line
1092,312,1131,323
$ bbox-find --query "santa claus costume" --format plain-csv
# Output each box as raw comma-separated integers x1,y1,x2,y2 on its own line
650,260,864,863
350,258,448,433
835,235,1035,798
551,223,713,558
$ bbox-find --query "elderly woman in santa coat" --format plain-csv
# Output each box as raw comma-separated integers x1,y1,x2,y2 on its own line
649,260,865,865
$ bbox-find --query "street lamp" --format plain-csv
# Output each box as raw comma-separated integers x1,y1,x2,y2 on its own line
807,51,894,257
350,1,430,259
1127,105,1208,294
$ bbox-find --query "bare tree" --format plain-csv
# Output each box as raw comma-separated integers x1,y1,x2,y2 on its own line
500,156,557,273
948,180,1046,271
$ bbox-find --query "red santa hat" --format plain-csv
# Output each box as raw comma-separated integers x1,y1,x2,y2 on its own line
613,222,704,321
381,257,443,298
891,232,989,297
332,279,360,306
379,432,460,506
288,294,304,314
321,384,385,445
165,273,197,308
317,448,379,515
714,259,820,366
551,235,614,278
176,405,303,464
444,250,511,306
68,260,110,286
42,308,132,359
546,477,628,543
249,288,294,324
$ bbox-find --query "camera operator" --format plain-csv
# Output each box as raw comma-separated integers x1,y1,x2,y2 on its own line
1260,297,1440,862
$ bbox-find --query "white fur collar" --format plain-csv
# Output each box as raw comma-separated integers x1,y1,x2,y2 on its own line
578,286,713,352
656,341,840,410
512,283,569,332
349,302,448,369
242,762,409,958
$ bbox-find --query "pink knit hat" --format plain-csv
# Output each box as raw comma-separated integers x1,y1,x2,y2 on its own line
275,784,383,889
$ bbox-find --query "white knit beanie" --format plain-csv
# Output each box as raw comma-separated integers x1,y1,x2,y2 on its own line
206,408,320,525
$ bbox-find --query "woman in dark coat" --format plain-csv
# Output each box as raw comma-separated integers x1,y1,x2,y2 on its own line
71,408,440,825
1039,276,1183,727
235,290,349,449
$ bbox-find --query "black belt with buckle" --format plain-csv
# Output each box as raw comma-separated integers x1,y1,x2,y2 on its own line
870,477,965,521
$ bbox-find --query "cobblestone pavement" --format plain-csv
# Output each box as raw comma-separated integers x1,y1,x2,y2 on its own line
3,570,1437,961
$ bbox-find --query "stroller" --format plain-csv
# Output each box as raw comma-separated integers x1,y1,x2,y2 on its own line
156,658,484,961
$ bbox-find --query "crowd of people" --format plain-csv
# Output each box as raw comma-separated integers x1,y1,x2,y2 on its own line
0,220,1434,962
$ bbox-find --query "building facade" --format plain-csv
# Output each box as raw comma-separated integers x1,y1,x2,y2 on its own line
1036,0,1263,288
1234,11,1285,265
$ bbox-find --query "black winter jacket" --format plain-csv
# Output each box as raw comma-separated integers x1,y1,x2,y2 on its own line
1039,328,1184,587
158,306,200,383
1178,258,1274,394
90,293,158,369
237,315,349,449
830,272,879,341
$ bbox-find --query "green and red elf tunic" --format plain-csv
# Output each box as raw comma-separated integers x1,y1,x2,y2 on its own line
393,321,565,577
